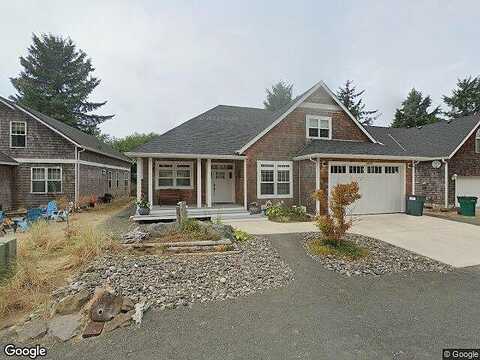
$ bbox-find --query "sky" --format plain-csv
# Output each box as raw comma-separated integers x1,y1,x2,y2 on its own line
1,0,479,137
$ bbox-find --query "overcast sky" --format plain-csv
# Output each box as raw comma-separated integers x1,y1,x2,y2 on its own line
1,1,479,137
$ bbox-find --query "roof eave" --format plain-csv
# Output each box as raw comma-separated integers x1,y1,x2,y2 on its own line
125,152,246,160
293,153,441,161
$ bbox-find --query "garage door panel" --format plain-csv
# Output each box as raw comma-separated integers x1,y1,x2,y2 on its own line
456,176,480,207
329,163,404,215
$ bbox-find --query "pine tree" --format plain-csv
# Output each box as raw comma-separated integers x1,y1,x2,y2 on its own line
263,81,293,112
443,76,480,119
10,33,113,135
336,80,379,126
391,88,441,128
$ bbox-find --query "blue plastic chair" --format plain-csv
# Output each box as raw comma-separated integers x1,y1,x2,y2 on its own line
27,208,44,222
45,201,68,222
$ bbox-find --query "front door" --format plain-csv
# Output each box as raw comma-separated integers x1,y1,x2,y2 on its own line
212,168,234,203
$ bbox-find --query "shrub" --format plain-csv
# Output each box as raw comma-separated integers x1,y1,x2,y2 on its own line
265,202,309,222
233,229,254,242
308,238,368,260
312,181,361,245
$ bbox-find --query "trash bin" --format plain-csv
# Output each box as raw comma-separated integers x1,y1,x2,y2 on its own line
457,196,477,216
406,195,426,216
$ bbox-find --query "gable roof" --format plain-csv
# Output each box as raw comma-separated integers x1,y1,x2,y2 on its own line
295,115,480,160
0,96,131,163
0,151,18,166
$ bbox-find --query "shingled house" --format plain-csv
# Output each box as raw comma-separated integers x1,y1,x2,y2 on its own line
0,96,132,211
125,80,480,220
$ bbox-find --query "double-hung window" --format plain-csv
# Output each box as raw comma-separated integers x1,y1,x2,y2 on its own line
10,121,26,148
306,115,331,139
476,129,480,154
156,161,193,189
107,171,112,189
257,161,293,198
31,167,62,193
124,173,129,191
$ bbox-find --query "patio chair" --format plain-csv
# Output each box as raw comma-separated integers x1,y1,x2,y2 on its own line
44,201,68,221
14,208,44,231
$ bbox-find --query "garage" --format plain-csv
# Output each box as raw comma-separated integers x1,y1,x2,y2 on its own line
329,162,405,215
456,176,480,207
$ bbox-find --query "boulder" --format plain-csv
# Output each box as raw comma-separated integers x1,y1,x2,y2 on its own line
48,313,81,342
211,223,235,240
17,320,47,342
55,289,91,315
104,311,134,332
90,292,122,322
146,222,179,237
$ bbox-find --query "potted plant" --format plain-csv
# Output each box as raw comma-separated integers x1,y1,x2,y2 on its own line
136,199,151,215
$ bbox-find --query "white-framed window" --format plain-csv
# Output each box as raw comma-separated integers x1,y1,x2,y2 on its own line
10,121,27,148
257,161,293,198
155,161,193,189
349,165,365,174
31,167,62,193
367,165,382,174
385,166,399,174
476,129,480,154
306,115,332,139
331,165,347,174
124,172,129,191
107,171,112,189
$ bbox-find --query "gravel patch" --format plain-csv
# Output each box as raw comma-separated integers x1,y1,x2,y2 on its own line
64,237,293,311
304,233,453,276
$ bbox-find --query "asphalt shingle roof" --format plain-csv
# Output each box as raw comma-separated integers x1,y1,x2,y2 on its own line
0,151,17,165
0,96,130,163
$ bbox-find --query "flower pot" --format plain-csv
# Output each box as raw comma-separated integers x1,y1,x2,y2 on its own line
137,207,150,215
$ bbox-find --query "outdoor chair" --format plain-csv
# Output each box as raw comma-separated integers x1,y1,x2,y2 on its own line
14,207,44,231
44,201,68,222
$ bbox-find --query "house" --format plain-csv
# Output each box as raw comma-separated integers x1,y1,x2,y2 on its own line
126,81,480,219
0,96,132,211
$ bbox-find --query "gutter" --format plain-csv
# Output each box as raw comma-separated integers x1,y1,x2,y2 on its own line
293,153,441,161
442,158,449,208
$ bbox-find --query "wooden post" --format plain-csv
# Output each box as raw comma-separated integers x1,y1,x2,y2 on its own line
206,159,212,208
315,158,320,214
148,158,153,209
176,201,187,224
243,159,248,210
197,158,202,208
136,157,143,202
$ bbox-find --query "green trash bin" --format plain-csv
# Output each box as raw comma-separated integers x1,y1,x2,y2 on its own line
406,195,425,216
457,196,477,216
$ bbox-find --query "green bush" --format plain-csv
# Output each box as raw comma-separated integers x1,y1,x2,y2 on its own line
233,229,254,242
265,202,309,222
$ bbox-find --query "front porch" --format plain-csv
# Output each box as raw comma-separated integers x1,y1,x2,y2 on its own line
133,154,250,221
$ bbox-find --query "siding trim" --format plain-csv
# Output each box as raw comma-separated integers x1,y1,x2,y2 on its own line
447,119,480,159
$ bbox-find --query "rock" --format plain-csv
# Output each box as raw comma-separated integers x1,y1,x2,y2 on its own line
132,301,148,325
121,227,150,244
219,277,227,284
82,321,104,338
55,289,91,315
48,314,81,342
121,297,135,312
104,311,134,332
90,292,123,322
17,320,47,342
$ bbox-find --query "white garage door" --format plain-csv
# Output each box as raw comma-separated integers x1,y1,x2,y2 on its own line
329,163,405,215
456,176,480,207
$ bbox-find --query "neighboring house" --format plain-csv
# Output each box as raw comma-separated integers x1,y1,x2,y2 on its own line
0,96,132,211
126,81,480,219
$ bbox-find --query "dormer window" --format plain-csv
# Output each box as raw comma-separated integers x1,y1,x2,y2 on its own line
476,129,480,153
306,115,331,139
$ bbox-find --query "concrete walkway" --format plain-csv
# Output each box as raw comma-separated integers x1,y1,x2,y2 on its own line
226,214,480,268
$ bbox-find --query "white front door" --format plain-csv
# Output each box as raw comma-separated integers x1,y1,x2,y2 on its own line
329,162,405,215
212,169,234,203
456,176,480,207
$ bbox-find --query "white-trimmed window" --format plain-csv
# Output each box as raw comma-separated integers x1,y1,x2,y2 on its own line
155,161,193,189
107,171,112,189
306,115,331,139
257,161,293,198
331,165,346,174
31,167,62,193
385,166,399,174
367,166,382,174
124,172,129,191
10,121,26,148
476,129,480,153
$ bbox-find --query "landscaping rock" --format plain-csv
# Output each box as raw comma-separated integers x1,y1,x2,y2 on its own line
90,291,122,322
55,289,91,315
121,297,135,312
211,223,234,240
304,233,453,276
121,227,149,244
145,222,179,237
82,321,104,338
17,320,47,342
48,313,82,342
104,311,134,332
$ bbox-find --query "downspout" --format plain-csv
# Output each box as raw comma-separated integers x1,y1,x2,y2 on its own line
76,147,86,205
442,158,448,209
412,161,419,195
309,157,320,214
298,161,301,206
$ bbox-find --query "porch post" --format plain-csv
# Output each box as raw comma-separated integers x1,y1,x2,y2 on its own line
206,159,212,208
315,158,320,214
136,157,143,202
243,158,248,210
148,157,153,209
197,158,202,208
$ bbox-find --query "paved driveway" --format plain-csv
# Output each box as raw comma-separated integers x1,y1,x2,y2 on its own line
49,233,480,360
226,214,480,267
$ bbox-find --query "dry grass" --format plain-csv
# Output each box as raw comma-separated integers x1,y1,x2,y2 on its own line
307,238,368,261
0,197,133,321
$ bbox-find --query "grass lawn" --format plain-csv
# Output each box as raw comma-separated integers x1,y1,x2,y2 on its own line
0,197,133,325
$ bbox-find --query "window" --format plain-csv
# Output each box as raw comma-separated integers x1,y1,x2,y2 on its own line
385,166,399,174
257,161,292,198
367,166,382,174
349,165,365,174
306,115,331,139
476,129,480,154
10,121,26,148
331,165,346,174
116,172,119,188
155,161,193,189
124,173,129,191
107,171,112,189
31,167,62,193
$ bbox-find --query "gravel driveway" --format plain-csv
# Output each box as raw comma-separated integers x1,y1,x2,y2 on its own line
47,233,480,360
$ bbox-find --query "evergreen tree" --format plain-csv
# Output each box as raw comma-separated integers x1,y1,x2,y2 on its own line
336,80,379,126
10,33,113,135
443,76,480,119
263,81,293,112
391,88,441,128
